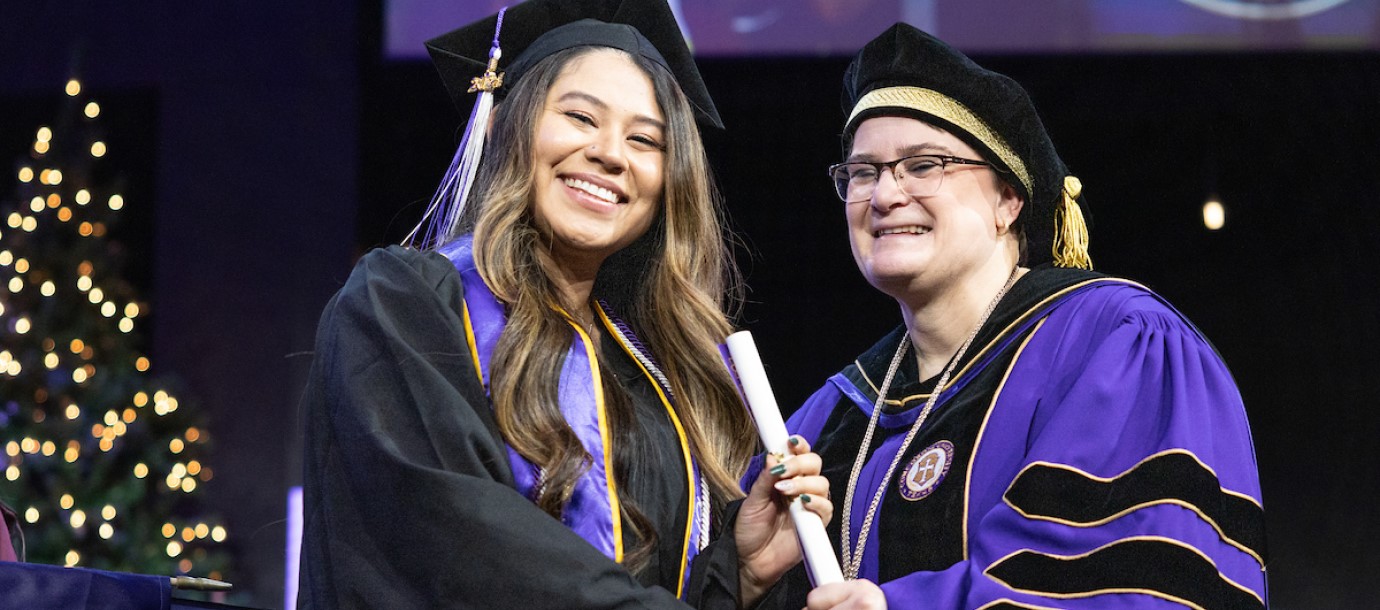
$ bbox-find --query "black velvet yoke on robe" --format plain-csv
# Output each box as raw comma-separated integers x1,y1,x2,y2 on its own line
299,246,745,609
755,265,1266,609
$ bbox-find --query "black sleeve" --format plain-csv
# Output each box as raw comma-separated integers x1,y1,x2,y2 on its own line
299,246,689,610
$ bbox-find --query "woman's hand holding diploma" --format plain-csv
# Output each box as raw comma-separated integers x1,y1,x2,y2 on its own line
726,331,843,607
736,435,833,606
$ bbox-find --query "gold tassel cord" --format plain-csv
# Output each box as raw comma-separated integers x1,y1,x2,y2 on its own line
1052,175,1093,270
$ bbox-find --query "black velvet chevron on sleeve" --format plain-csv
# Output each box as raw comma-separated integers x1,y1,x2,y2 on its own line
1004,451,1267,563
985,539,1264,609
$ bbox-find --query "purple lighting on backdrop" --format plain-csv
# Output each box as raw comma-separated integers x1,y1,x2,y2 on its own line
286,486,303,610
385,0,1380,58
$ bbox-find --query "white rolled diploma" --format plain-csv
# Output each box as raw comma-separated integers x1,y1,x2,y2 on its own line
724,331,845,586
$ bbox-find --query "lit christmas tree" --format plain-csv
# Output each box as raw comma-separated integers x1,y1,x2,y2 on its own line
0,78,231,581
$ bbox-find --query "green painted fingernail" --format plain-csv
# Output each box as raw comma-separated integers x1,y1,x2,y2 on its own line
769,464,786,476
788,436,801,446
801,494,812,503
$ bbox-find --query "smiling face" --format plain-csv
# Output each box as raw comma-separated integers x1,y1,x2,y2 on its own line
845,115,1023,302
529,48,665,276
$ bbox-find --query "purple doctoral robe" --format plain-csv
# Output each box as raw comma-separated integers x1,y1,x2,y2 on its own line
754,266,1267,609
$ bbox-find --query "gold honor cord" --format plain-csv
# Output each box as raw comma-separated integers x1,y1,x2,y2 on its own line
595,303,702,597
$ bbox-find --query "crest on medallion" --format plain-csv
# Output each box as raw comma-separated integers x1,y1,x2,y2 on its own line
899,440,954,501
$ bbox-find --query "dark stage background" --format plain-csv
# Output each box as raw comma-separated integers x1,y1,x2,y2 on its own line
5,1,1379,608
363,51,1380,610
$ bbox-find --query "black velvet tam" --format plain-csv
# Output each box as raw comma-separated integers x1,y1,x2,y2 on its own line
841,23,1075,265
425,0,722,129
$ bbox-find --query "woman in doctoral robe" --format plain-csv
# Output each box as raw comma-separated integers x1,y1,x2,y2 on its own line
768,23,1268,610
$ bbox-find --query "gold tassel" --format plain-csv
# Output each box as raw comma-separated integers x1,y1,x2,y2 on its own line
1052,175,1093,270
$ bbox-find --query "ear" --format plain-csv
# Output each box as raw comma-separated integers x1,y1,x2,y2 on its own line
996,182,1024,234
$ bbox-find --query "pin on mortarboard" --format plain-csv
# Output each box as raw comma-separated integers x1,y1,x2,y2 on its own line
405,0,722,247
840,23,1092,269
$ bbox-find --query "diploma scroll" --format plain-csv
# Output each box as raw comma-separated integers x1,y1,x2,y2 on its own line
723,331,845,586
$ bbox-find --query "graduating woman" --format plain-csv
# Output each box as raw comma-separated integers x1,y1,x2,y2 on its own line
299,1,830,608
762,24,1268,610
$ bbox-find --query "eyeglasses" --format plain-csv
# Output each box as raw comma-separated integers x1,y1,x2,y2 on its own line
826,154,998,203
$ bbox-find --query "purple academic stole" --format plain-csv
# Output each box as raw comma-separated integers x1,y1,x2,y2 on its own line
440,237,710,593
439,236,623,561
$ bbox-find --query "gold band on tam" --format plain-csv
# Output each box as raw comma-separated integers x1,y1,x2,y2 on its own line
847,86,1032,199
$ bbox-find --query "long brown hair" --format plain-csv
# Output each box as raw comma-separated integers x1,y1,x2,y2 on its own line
444,46,756,571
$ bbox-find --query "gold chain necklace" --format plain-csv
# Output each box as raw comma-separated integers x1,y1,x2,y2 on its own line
839,267,1019,581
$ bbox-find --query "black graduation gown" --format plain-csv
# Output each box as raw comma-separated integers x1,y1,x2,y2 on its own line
299,246,745,609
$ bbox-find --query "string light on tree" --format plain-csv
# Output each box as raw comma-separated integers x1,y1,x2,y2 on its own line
0,77,232,578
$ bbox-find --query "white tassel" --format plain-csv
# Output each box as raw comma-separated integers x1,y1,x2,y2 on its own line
403,88,495,248
405,12,506,248
446,89,493,236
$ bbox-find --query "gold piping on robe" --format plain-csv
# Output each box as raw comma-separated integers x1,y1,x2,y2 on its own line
964,317,1048,561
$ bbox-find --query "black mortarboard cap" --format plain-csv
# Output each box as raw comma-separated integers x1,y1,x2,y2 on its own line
840,23,1090,269
425,0,723,129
